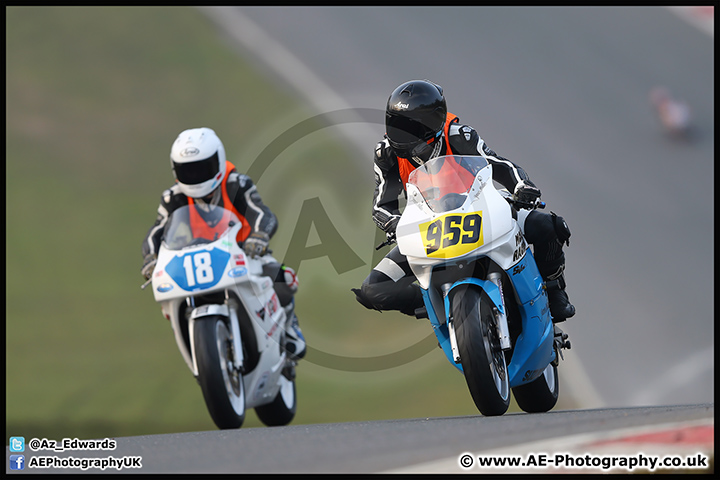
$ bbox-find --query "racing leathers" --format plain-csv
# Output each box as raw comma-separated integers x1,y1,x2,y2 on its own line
141,162,278,261
142,161,306,358
353,115,576,322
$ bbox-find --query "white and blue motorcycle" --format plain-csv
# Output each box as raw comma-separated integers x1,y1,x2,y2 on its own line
142,205,297,429
391,155,571,416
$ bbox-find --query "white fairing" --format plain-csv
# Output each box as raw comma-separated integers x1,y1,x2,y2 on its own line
396,156,525,289
151,205,287,409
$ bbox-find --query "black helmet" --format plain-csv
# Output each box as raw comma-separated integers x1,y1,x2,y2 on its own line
385,80,447,161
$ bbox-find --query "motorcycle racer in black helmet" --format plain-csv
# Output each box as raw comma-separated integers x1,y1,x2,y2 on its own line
385,79,448,165
352,80,575,324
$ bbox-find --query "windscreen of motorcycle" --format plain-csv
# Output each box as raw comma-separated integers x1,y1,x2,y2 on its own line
162,205,241,250
407,155,488,213
399,156,496,261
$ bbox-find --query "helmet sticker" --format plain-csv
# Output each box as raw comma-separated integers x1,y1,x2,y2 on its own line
180,147,200,157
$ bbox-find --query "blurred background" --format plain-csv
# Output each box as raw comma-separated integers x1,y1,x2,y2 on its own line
6,6,713,441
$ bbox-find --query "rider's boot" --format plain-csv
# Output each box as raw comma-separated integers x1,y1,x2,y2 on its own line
351,282,424,318
283,301,306,360
543,265,575,323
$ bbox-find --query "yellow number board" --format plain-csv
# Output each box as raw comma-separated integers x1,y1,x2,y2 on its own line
419,212,484,258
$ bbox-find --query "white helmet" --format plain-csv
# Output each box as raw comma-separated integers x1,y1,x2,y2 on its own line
170,127,227,198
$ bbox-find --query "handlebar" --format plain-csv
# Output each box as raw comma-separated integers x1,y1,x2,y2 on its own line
375,237,397,250
508,198,546,210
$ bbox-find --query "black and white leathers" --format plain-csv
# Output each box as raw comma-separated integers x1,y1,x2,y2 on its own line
357,119,575,322
141,170,277,260
371,120,537,235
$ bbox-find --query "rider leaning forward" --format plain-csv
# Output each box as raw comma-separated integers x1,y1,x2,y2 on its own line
141,127,306,360
352,80,576,323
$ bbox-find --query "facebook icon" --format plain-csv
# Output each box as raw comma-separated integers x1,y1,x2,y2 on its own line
9,455,25,470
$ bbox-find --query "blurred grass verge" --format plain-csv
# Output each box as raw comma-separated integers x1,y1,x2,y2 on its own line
7,6,555,442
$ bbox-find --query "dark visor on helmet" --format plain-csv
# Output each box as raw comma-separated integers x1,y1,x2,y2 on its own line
173,152,220,185
387,112,444,150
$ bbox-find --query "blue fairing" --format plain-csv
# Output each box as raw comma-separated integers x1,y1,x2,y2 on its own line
422,250,555,385
423,291,456,369
507,249,545,305
505,250,555,386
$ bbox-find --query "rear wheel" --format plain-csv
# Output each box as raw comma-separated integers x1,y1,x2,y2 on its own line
453,285,510,416
194,316,246,429
512,363,559,413
255,367,297,426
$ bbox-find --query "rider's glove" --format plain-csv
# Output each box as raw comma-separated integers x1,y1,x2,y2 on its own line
141,254,157,280
383,216,400,242
243,231,270,258
512,180,542,210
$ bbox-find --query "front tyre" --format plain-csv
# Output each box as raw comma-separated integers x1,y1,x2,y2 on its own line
512,363,559,413
194,316,246,429
453,285,510,416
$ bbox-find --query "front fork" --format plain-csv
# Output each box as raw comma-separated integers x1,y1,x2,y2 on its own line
187,299,244,376
441,272,513,366
225,295,245,374
487,272,512,351
442,283,462,364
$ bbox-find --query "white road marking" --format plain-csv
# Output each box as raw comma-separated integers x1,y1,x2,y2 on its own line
196,7,378,159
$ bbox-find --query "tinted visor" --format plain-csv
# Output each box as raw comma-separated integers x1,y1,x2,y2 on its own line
173,152,220,185
386,114,436,150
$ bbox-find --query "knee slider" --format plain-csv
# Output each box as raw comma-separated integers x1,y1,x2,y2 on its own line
523,210,556,244
280,265,299,293
263,263,298,307
525,210,571,247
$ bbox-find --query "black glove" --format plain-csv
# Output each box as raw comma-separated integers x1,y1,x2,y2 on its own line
141,254,157,280
243,231,270,258
383,216,400,241
512,180,542,209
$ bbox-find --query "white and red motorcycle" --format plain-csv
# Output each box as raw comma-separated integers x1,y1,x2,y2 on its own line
142,205,297,429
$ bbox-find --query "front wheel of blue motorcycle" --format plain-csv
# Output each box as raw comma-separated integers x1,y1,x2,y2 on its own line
453,285,510,416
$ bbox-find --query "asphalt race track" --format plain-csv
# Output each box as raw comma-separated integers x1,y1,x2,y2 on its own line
7,404,714,473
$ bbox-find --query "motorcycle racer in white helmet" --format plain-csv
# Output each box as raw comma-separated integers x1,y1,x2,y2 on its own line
142,127,305,360
170,126,228,199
